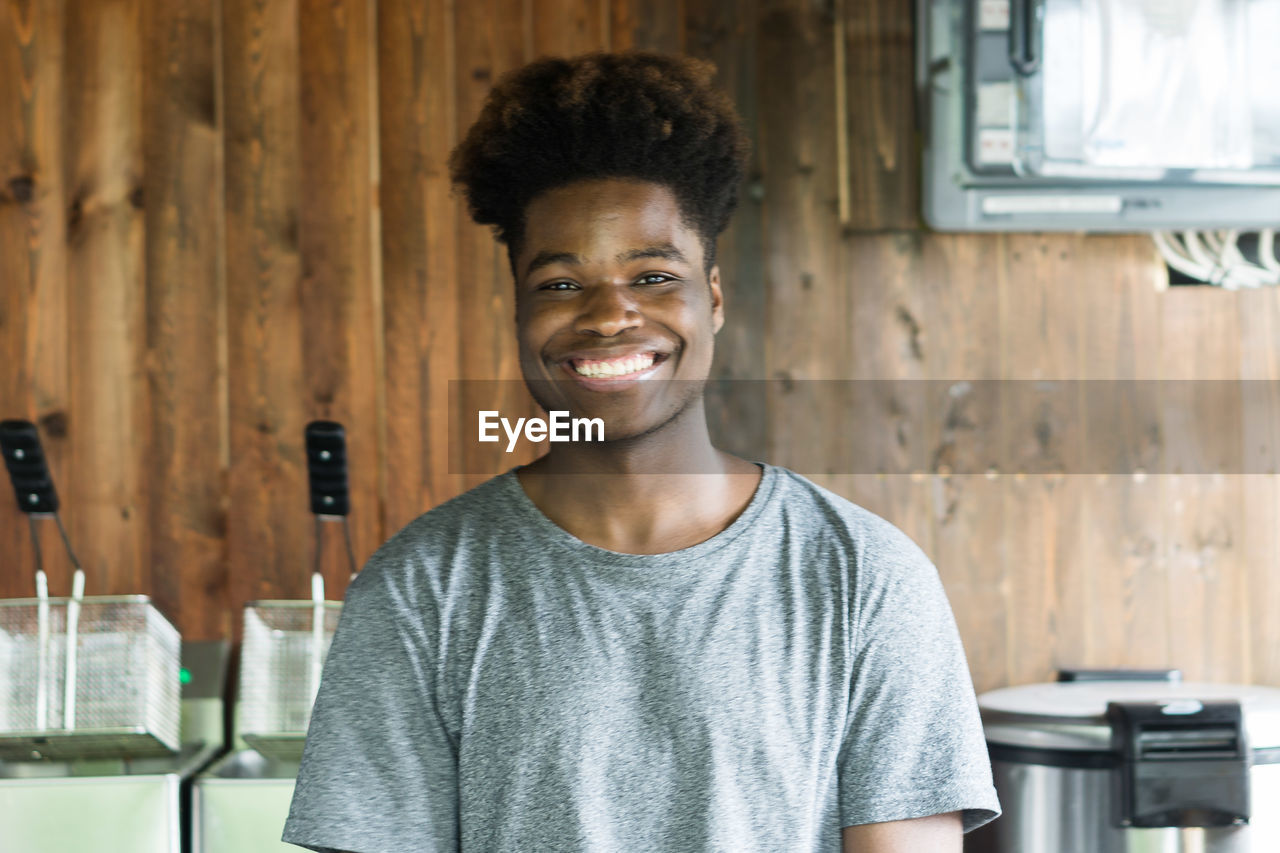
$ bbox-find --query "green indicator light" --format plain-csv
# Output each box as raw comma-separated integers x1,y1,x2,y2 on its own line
179,667,192,685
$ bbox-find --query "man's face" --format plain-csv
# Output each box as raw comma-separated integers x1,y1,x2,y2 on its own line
513,177,724,444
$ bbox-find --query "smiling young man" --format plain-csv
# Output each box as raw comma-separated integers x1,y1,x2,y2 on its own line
282,51,1000,853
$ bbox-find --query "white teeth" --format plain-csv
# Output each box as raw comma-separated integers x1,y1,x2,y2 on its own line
573,354,656,377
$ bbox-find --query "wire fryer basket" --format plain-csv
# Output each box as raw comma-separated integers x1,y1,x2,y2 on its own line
236,599,343,761
235,421,358,762
0,595,181,761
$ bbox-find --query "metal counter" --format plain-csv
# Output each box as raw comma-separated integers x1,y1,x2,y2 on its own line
192,749,301,853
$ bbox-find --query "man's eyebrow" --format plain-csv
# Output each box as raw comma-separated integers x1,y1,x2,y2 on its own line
524,251,585,278
523,244,691,279
615,243,689,265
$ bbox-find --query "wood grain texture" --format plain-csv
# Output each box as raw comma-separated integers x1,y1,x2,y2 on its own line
1160,288,1247,682
0,0,1275,694
0,0,68,595
918,235,1006,695
1075,236,1170,673
532,0,606,57
919,236,1003,475
611,0,683,52
686,0,766,459
222,0,309,609
63,0,149,597
297,0,381,597
376,0,461,527
454,0,537,491
1238,286,1280,686
836,233,931,550
141,0,226,640
996,234,1081,686
756,0,849,485
840,0,917,230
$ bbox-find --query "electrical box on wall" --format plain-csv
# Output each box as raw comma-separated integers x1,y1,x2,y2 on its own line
917,0,1280,231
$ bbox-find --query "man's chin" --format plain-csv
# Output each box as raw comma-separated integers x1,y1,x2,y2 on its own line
524,389,668,426
523,377,702,443
520,406,686,448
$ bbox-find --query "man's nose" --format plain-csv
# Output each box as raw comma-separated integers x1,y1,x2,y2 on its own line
574,283,640,337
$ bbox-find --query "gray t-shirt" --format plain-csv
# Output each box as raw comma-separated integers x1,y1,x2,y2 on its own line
282,462,1001,852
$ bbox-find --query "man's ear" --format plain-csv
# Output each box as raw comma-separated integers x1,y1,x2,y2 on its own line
708,264,725,334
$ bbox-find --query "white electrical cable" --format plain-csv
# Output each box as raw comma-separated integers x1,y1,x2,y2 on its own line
1202,230,1226,257
1153,231,1215,282
1183,231,1232,286
1260,229,1280,276
1152,230,1280,289
1218,229,1277,287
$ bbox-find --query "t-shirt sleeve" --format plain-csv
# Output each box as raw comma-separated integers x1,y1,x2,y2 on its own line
836,524,1002,834
282,558,458,853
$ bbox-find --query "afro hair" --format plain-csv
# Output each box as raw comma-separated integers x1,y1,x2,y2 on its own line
448,50,751,277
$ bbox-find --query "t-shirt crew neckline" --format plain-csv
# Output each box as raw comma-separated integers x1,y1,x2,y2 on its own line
501,461,778,568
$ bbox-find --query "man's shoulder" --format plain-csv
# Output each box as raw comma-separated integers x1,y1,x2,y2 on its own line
351,472,516,594
406,471,514,532
769,466,929,562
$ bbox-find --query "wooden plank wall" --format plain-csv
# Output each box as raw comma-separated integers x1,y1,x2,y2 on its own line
1,0,1277,695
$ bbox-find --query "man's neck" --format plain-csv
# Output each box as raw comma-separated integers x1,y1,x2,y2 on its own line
514,413,762,555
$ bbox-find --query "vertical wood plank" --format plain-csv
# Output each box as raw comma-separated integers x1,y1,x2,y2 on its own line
836,233,931,552
377,0,462,525
1076,236,1169,673
927,473,1006,696
997,234,1082,687
1238,285,1280,686
919,234,1006,694
297,0,382,593
64,0,149,597
685,0,766,461
0,0,68,596
756,0,848,484
1161,287,1246,682
454,0,532,491
919,237,1004,477
532,0,605,57
222,0,309,604
608,0,633,49
611,0,684,52
141,0,226,640
840,0,918,230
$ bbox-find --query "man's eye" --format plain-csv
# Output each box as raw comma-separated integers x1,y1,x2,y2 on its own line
541,281,577,291
637,274,674,285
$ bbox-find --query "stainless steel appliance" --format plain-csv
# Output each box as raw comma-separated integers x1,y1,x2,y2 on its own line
0,640,227,853
971,669,1280,853
193,750,301,853
194,421,358,852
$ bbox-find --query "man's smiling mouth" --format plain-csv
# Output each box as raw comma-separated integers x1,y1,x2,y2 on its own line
558,350,672,383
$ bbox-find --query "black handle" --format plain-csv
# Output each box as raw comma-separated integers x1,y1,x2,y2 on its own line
0,419,59,514
1009,0,1042,76
1058,669,1183,683
1107,700,1250,828
305,420,350,516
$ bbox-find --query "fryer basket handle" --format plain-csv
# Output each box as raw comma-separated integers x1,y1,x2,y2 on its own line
305,420,350,517
1,419,59,514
